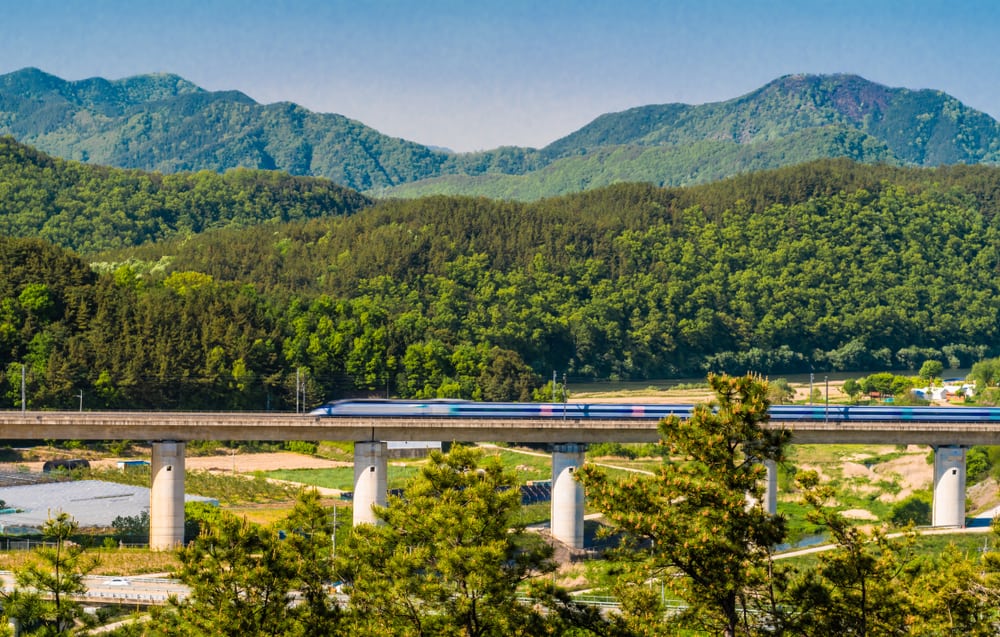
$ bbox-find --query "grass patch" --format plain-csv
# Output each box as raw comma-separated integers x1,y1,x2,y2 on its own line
517,502,552,526
779,500,827,543
0,547,180,576
480,447,551,483
775,531,994,573
315,441,354,461
224,504,297,526
85,466,302,506
265,465,419,491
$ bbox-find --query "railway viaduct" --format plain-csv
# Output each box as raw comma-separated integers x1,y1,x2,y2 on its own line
0,410,996,549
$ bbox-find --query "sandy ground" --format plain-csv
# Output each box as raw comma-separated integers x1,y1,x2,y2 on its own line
56,451,352,474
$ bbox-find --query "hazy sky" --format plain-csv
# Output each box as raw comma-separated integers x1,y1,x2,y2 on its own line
3,0,1000,152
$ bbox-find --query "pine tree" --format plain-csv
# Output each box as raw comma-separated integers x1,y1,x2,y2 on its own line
578,373,790,636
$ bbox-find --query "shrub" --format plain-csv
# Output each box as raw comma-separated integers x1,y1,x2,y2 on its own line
890,494,931,527
586,442,660,459
285,440,318,455
967,447,990,482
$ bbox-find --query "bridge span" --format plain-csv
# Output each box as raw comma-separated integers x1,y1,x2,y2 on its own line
0,409,995,549
1,410,999,445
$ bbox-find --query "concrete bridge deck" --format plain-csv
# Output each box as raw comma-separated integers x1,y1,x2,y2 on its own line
0,411,998,446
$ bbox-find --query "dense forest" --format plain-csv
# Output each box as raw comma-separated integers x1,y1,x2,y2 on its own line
3,147,1000,409
0,136,372,252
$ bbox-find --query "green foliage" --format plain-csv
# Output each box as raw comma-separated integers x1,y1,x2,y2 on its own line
787,471,922,634
6,69,1000,203
966,446,1000,483
856,372,920,400
387,74,1000,200
890,494,932,527
337,445,587,636
918,360,944,382
767,377,795,404
284,440,318,455
579,373,791,635
0,136,372,253
0,68,464,193
10,158,1000,405
908,543,1000,635
154,491,342,636
842,378,862,401
980,387,1000,406
111,510,149,543
586,442,661,460
970,357,1000,392
87,466,300,505
967,447,991,482
4,512,95,635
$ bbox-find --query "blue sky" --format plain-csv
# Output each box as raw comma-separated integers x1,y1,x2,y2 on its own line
3,0,1000,152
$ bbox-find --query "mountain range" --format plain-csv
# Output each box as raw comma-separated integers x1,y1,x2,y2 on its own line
2,68,999,199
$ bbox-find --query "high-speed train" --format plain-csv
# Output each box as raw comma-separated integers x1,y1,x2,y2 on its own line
309,399,1000,423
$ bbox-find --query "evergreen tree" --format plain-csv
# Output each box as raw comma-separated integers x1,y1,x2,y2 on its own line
155,492,343,636
786,470,919,635
578,373,791,636
5,513,94,636
337,445,564,636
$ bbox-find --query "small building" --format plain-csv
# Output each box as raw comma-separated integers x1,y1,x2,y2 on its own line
116,460,150,471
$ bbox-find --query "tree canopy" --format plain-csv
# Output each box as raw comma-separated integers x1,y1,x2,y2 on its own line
6,159,1000,408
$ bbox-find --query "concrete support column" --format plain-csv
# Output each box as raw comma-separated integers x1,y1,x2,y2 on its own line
150,441,185,550
933,445,966,528
762,459,778,517
551,443,586,549
353,441,388,526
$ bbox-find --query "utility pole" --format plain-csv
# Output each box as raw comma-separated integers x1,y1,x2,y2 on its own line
77,390,83,412
21,365,25,413
562,373,568,419
332,505,338,560
825,376,829,422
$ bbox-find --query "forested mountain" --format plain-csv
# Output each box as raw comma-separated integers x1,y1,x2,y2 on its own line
0,136,372,252
3,68,1000,199
4,157,1000,410
387,74,1000,198
542,74,1000,164
0,67,538,192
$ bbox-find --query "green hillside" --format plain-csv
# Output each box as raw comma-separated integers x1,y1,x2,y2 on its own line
389,74,1000,199
541,74,1000,164
0,68,460,191
383,127,895,199
5,154,1000,408
0,136,372,252
3,69,1000,199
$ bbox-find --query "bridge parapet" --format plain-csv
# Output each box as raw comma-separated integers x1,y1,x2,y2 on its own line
0,411,997,446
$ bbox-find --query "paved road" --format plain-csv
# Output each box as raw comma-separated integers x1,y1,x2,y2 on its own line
776,510,998,561
0,572,187,605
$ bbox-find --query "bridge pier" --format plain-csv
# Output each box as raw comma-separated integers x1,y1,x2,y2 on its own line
762,459,778,516
551,443,586,549
932,445,966,528
150,441,185,550
353,441,388,526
